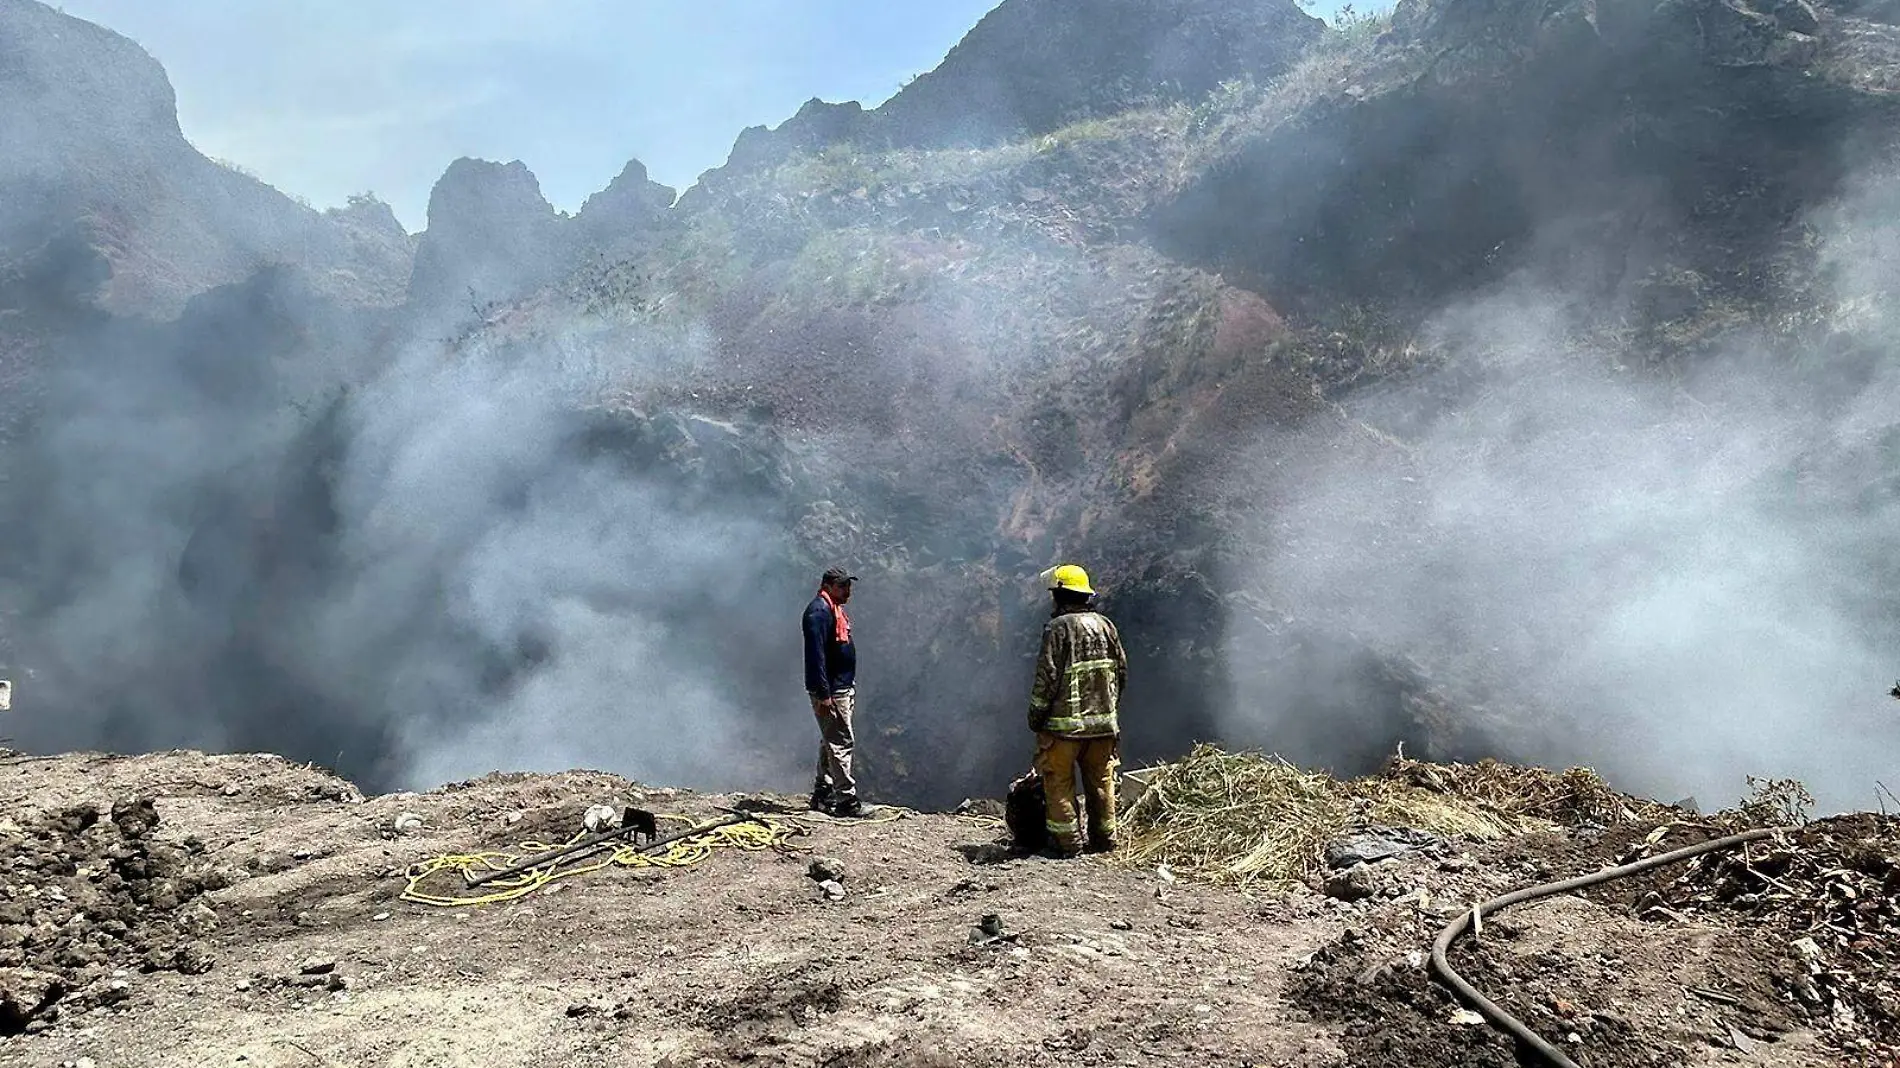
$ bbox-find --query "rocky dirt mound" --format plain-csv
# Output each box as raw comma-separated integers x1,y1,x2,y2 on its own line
1660,814,1900,1063
0,796,230,1034
1289,919,1804,1068
1285,816,1871,1068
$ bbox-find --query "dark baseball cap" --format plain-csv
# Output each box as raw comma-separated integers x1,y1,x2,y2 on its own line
821,567,858,585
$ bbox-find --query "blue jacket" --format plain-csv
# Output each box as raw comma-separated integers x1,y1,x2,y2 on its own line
803,595,857,695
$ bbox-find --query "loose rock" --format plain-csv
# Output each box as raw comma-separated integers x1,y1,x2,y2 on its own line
108,798,159,840
1323,863,1380,902
582,804,620,833
174,942,215,975
0,967,67,1035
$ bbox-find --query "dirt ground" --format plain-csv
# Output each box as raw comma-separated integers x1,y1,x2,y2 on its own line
0,750,1871,1067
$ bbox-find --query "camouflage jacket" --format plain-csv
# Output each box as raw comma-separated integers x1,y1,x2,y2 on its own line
1028,609,1127,737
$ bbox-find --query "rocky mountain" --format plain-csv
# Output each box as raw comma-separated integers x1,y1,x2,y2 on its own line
2,0,1898,814
0,0,414,317
693,0,1325,188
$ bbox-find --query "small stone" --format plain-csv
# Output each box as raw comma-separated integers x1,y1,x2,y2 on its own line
177,903,219,936
1109,920,1133,931
175,941,216,975
235,979,252,992
392,813,423,835
298,956,337,976
566,1000,600,1018
808,857,845,884
372,912,391,922
1323,863,1379,902
817,879,846,901
221,784,242,797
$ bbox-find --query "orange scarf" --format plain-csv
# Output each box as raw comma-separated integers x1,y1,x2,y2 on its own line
819,588,851,643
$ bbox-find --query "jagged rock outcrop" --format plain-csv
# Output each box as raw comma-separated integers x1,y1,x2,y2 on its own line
574,159,676,258
874,0,1325,147
407,158,567,314
0,0,415,315
690,0,1324,192
678,100,871,209
727,100,876,173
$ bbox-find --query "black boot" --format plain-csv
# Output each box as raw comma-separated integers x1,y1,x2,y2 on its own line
810,784,834,812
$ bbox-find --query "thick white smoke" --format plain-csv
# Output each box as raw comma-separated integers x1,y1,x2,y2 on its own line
298,320,810,791
1224,164,1900,814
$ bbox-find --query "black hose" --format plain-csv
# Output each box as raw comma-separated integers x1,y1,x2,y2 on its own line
1428,826,1778,1068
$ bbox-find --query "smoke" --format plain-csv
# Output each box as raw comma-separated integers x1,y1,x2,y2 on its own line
3,255,815,794
308,325,804,789
1222,162,1900,814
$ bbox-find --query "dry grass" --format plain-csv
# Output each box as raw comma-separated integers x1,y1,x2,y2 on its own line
1117,744,1668,887
1384,752,1675,827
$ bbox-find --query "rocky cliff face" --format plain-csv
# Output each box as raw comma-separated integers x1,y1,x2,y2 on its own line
689,0,1326,195
407,159,567,314
875,0,1327,147
0,0,414,317
4,0,1898,809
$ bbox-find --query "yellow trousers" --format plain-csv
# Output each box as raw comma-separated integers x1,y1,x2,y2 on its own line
1034,732,1119,855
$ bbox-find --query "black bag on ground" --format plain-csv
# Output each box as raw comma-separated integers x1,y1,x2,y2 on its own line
1004,770,1046,853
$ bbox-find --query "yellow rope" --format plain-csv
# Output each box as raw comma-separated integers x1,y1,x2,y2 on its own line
401,813,792,907
399,804,999,908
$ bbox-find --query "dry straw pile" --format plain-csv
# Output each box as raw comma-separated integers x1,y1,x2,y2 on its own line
1117,744,1670,886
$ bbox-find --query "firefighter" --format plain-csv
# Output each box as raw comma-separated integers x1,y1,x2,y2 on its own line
1027,564,1127,857
803,567,864,817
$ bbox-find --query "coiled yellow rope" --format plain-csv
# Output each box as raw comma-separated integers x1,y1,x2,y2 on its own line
401,805,1001,908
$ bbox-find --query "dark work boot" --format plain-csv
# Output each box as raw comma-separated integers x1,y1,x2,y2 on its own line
810,784,834,812
829,797,865,819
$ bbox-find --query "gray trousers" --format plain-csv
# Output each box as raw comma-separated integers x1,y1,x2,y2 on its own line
810,688,857,801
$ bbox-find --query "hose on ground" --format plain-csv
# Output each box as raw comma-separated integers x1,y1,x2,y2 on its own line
401,805,1005,907
1429,825,1779,1068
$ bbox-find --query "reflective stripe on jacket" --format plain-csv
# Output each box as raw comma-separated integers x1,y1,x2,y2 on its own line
1028,609,1127,737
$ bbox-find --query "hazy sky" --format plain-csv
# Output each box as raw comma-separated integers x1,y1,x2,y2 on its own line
56,1,1006,231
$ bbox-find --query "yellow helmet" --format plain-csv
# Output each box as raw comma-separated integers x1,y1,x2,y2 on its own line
1044,563,1094,595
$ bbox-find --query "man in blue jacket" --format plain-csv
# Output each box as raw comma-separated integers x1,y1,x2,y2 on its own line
803,567,863,817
